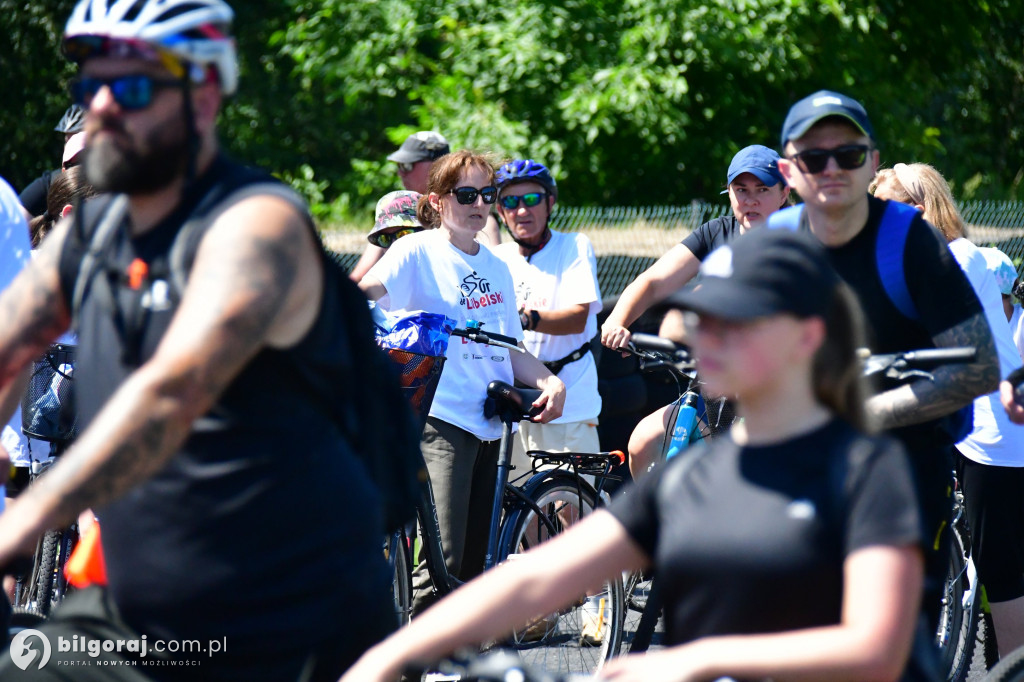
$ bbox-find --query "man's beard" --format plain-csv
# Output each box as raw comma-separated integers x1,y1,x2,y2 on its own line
84,115,190,195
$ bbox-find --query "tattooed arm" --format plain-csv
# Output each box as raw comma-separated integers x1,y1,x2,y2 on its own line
866,310,1000,429
0,195,321,560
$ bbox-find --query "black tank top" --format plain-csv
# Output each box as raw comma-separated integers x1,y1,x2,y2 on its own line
58,155,392,671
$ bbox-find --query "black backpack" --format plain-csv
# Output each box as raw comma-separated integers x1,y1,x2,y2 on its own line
72,184,424,533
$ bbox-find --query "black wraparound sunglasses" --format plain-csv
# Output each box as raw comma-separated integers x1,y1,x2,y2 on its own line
448,186,497,205
787,144,872,174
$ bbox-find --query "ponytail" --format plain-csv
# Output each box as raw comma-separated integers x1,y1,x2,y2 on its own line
812,283,873,433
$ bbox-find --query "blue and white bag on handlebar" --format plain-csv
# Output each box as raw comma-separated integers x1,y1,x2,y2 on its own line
372,307,457,358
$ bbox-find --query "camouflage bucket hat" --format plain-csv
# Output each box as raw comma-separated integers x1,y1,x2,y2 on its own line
369,191,423,245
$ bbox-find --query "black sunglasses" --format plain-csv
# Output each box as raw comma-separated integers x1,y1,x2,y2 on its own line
448,186,497,205
371,227,421,249
787,144,872,175
499,192,547,210
70,74,183,112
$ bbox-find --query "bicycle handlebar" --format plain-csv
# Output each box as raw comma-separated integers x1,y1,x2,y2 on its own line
450,325,525,354
860,346,976,381
404,649,586,682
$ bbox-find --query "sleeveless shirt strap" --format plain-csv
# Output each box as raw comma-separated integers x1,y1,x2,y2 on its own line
71,194,129,331
167,182,314,295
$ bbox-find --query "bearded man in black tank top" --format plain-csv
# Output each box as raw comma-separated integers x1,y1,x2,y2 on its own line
0,2,395,679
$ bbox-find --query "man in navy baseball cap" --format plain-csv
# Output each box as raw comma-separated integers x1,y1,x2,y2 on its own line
773,88,998,642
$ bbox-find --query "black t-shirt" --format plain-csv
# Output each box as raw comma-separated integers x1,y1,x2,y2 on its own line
822,196,979,355
608,418,920,646
57,156,393,677
680,215,742,261
18,169,56,218
814,196,984,454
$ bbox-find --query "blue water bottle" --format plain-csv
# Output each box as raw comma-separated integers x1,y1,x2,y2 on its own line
665,393,700,460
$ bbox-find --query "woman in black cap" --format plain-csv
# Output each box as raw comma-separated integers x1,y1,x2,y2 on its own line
343,228,929,682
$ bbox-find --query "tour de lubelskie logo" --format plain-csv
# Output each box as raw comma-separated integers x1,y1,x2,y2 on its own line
458,271,504,309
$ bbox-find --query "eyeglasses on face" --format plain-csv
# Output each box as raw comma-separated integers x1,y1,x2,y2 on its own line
499,192,547,210
371,227,421,249
70,74,183,111
448,186,497,205
396,162,416,173
787,144,872,175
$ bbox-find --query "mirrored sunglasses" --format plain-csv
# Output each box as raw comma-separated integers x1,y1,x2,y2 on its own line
499,192,546,210
788,144,871,175
448,186,497,205
372,227,421,249
70,74,183,111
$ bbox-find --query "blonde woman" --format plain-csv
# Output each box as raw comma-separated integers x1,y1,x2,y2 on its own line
873,162,1024,657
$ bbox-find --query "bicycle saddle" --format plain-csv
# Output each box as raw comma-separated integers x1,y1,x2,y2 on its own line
484,381,543,423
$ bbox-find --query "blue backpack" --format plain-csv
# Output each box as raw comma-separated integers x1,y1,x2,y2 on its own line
768,201,973,442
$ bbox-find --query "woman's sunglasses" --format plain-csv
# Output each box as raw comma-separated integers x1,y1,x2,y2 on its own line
499,192,547,210
448,186,497,205
70,74,183,111
371,227,421,249
787,144,871,175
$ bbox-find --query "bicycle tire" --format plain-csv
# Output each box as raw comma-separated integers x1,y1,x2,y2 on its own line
936,522,979,682
500,476,625,676
984,643,1024,682
34,530,60,617
387,530,412,627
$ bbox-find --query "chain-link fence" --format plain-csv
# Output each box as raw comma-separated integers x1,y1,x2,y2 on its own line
324,200,1024,299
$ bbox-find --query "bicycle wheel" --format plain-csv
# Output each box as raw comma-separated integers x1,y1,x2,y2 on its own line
936,522,979,682
387,531,412,627
985,643,1024,682
34,530,61,617
500,476,624,676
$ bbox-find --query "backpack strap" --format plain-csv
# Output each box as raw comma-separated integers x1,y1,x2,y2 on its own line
875,201,920,321
766,204,804,231
70,194,129,331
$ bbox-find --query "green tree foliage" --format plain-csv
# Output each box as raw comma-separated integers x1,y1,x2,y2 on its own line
3,0,1022,220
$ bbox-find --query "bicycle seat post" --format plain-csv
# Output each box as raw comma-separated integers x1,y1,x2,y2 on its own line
485,413,517,571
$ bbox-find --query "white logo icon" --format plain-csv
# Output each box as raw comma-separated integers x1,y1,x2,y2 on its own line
10,628,52,670
787,499,817,521
701,245,734,279
812,95,843,108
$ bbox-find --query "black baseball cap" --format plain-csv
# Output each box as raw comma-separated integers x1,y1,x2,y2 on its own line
387,131,450,164
780,90,874,146
670,228,839,320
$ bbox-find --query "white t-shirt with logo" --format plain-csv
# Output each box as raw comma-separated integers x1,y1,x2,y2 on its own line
494,231,602,424
948,238,1024,466
369,229,522,440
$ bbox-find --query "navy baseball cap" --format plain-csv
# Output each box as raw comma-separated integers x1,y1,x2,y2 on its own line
669,228,839,320
781,90,875,146
721,145,785,193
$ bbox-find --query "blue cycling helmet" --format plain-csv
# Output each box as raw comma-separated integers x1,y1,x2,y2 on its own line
495,159,558,200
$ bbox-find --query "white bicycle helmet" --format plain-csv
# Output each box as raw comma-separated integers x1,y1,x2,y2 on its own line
63,0,238,95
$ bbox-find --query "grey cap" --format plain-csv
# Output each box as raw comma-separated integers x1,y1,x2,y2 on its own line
387,131,450,163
